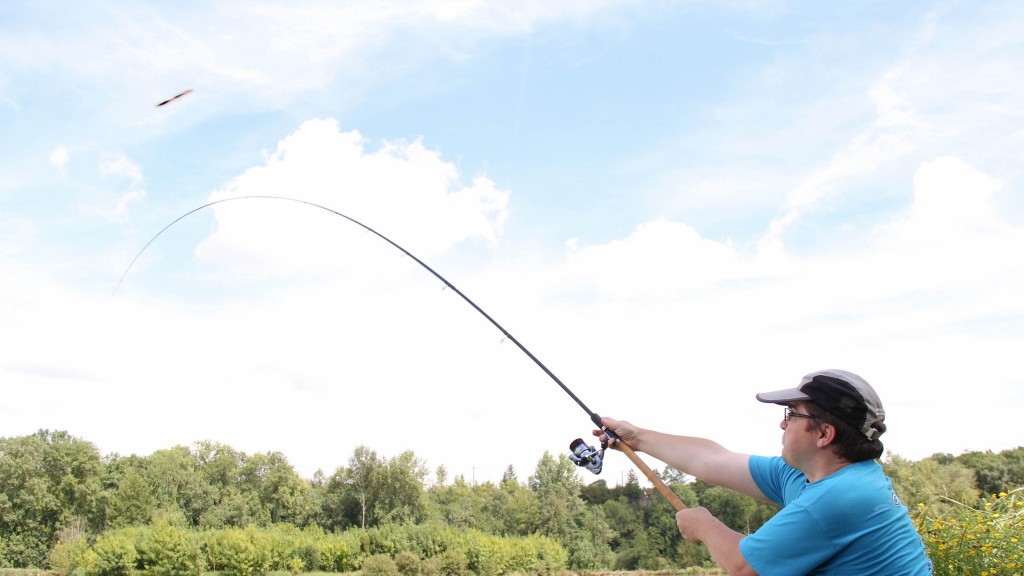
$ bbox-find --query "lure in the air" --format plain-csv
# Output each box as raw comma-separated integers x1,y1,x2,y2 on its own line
157,89,193,107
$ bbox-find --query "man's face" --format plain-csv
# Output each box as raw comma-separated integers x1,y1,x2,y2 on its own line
780,401,819,468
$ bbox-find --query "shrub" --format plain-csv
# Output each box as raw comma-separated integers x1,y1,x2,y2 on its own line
431,549,467,576
89,530,139,576
47,520,91,575
296,542,322,572
261,523,304,571
361,553,399,576
204,528,269,576
394,551,422,576
318,532,358,573
286,555,304,575
137,523,204,576
459,531,504,576
527,534,569,575
914,487,1023,575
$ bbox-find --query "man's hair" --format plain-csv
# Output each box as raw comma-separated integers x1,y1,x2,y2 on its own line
804,402,886,462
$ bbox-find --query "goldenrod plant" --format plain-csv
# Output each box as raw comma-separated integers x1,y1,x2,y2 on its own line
913,487,1023,575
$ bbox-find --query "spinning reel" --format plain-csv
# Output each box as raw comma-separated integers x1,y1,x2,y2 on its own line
568,437,607,474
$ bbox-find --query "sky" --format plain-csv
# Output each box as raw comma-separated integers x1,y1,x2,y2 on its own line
2,1,1023,488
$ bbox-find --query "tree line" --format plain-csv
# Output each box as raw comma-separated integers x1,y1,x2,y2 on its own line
1,430,1021,573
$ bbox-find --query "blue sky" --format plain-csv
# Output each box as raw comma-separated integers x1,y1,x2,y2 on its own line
2,1,1023,485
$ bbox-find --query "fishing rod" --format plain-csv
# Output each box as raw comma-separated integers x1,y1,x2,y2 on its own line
115,194,685,511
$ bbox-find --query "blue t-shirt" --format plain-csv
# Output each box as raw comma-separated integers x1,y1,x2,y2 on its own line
739,456,932,575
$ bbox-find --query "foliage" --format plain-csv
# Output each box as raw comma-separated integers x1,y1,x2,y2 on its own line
45,519,90,575
2,428,1023,573
393,551,422,576
914,488,1024,576
884,453,980,512
528,452,612,570
361,554,399,576
88,528,142,576
136,519,204,576
204,527,270,576
956,448,1024,497
0,431,104,567
422,549,467,576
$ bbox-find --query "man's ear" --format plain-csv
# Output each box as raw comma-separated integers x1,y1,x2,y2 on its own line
816,423,837,448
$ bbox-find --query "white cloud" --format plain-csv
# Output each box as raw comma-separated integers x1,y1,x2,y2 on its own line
50,146,69,175
91,153,146,221
563,219,740,298
870,156,1019,293
195,118,508,278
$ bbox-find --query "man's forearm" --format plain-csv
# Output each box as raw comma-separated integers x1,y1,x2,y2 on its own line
637,431,761,498
677,508,758,576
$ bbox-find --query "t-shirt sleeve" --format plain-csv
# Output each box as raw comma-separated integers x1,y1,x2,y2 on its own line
748,455,801,506
740,500,837,575
742,457,837,574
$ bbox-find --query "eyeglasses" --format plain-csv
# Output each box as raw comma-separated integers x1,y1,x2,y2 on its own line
785,407,819,422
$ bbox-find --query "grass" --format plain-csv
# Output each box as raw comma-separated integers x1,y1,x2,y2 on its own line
0,565,729,569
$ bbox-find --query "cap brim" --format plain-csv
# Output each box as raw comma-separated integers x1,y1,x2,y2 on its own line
756,387,812,405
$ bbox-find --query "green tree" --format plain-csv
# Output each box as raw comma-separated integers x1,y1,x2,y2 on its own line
105,460,158,528
425,476,477,530
371,450,428,526
192,441,246,528
956,448,1023,495
345,446,381,529
580,479,613,506
528,452,612,569
500,465,517,485
884,453,979,511
0,430,104,567
143,447,214,526
239,451,308,525
497,477,539,536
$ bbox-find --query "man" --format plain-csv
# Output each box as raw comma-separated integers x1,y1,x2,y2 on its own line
596,369,932,575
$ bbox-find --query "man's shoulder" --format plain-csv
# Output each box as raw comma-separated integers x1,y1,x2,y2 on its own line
805,460,895,510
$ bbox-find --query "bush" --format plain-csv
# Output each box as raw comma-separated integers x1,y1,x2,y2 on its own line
423,549,466,576
296,542,322,572
394,551,422,576
47,520,91,575
400,524,457,560
286,555,304,575
137,522,204,576
204,528,269,576
361,554,399,576
89,530,139,576
459,532,503,576
914,487,1023,575
318,532,358,573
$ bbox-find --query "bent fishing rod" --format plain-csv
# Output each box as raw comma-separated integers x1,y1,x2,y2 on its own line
115,195,685,511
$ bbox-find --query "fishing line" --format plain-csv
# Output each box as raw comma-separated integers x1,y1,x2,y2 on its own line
115,194,684,510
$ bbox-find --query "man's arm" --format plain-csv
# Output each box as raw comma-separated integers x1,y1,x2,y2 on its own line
676,508,759,576
599,417,767,501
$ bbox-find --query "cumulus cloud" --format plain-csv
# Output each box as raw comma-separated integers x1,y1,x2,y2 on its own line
197,119,508,276
868,156,1022,299
50,146,69,175
564,220,740,298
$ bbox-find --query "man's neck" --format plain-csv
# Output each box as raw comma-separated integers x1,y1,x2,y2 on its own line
803,456,852,483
